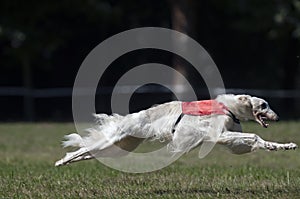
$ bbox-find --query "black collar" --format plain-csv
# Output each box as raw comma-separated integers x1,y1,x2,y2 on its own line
227,110,240,124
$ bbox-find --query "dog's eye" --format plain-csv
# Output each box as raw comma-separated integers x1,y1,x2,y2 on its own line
260,103,267,109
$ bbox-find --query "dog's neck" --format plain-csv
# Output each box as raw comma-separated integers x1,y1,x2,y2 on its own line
215,94,255,121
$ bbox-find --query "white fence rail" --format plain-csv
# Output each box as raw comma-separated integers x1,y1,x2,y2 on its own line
1,86,299,121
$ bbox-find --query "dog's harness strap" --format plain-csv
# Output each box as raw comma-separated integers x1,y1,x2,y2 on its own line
172,113,184,134
227,110,240,124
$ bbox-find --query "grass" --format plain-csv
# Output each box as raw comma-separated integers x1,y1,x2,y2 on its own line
0,122,300,198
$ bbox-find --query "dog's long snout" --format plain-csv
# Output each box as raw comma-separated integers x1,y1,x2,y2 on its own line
268,110,279,121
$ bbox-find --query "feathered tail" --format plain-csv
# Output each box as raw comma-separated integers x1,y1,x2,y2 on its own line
55,113,128,166
62,133,83,148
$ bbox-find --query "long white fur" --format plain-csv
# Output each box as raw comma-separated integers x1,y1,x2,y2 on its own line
55,94,298,166
62,133,83,148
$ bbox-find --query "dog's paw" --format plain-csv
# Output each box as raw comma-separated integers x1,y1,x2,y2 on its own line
265,142,277,151
55,159,63,167
284,143,298,150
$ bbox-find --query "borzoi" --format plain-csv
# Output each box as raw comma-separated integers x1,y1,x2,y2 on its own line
55,94,297,166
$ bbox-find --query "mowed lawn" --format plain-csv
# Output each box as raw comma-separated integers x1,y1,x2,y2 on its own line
0,122,300,198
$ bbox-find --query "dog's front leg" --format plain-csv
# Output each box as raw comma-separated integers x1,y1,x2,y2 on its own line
217,131,297,154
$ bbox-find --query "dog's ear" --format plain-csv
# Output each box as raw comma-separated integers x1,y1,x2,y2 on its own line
237,95,252,107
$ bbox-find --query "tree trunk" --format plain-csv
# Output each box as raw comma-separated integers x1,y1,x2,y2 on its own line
282,35,299,118
22,56,34,121
170,0,196,101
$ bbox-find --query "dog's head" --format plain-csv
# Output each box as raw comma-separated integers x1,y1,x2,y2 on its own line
250,96,279,127
236,95,279,128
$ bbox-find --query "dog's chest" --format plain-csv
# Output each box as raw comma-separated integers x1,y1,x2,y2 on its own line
225,117,242,131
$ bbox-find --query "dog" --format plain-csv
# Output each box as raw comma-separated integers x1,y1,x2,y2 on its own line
55,94,297,166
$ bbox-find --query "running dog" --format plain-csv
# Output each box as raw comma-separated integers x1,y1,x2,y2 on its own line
55,94,297,166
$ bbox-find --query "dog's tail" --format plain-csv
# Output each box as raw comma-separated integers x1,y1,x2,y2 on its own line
56,113,131,166
62,133,84,148
62,113,125,147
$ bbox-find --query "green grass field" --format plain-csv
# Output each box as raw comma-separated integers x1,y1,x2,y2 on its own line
1,122,300,198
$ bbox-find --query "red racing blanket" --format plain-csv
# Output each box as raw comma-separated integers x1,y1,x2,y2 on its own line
172,100,233,134
181,100,228,116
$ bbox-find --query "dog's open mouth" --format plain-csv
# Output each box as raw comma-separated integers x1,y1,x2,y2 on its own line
257,114,269,128
254,110,279,128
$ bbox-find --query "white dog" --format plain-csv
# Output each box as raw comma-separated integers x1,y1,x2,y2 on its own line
55,94,297,166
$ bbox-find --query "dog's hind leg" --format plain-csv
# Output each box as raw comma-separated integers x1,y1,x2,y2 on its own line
68,154,94,163
55,147,91,166
217,131,298,154
55,137,115,166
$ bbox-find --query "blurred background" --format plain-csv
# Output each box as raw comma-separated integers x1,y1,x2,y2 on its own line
0,0,299,122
